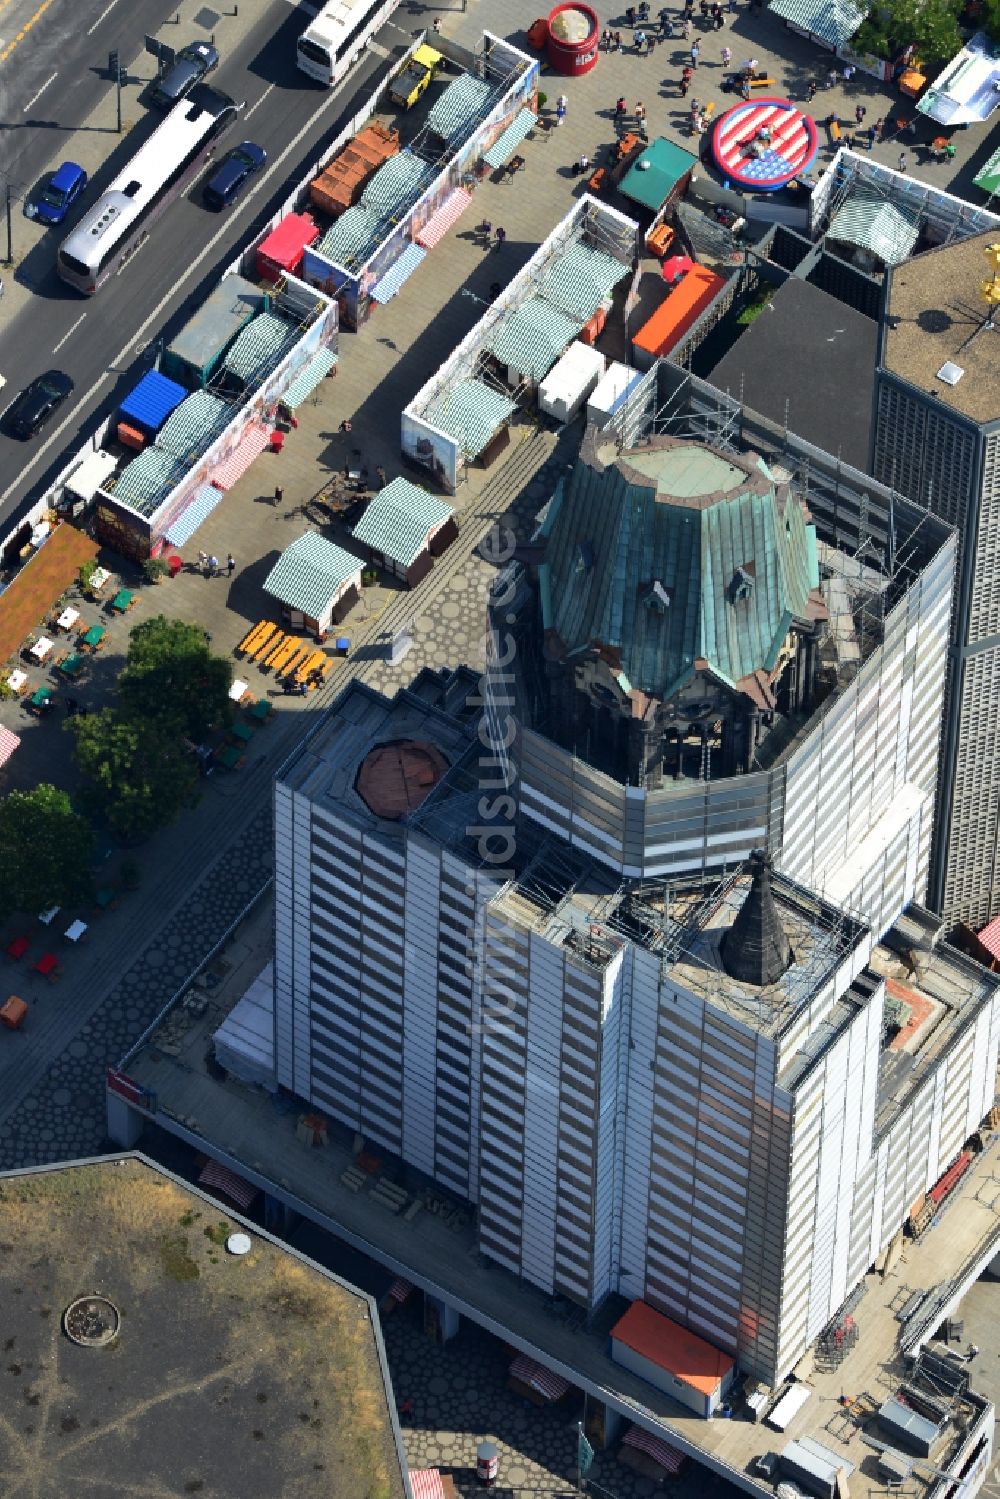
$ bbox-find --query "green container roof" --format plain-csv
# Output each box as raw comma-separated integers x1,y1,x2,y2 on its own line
619,137,699,212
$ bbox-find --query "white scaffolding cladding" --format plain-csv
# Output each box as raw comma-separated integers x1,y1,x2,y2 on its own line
401,195,640,492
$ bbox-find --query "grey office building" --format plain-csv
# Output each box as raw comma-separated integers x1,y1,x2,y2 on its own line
872,230,1000,929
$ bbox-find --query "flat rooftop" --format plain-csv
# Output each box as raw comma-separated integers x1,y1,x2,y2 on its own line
122,894,999,1499
0,1154,406,1499
882,231,1000,427
710,277,877,469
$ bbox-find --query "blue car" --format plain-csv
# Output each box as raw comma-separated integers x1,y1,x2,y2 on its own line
35,162,87,226
203,141,266,210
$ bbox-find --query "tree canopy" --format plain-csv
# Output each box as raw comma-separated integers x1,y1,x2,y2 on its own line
73,708,199,842
0,784,94,916
853,0,964,68
119,614,233,743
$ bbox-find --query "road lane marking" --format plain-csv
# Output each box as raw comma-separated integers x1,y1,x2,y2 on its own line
245,82,275,120
1,0,56,64
0,83,346,508
87,0,120,35
23,70,57,113
51,312,87,355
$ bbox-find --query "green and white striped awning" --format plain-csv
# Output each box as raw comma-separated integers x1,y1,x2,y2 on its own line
428,73,491,142
828,193,920,266
157,390,231,460
263,531,362,618
223,312,299,385
317,205,377,266
768,0,866,47
361,151,431,214
974,145,1000,197
483,107,537,169
282,346,338,409
425,378,516,457
540,240,630,321
112,448,187,518
352,477,454,567
487,298,582,381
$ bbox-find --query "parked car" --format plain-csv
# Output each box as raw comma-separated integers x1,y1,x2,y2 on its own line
203,141,266,209
149,41,219,109
6,370,74,440
35,162,87,226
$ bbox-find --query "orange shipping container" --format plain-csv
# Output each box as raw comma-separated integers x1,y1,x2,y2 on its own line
632,265,725,366
310,123,400,217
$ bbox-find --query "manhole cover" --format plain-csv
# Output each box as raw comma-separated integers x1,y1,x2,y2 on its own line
63,1296,120,1347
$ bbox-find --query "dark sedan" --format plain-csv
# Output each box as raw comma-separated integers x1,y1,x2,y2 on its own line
203,141,267,210
149,41,219,110
6,371,74,440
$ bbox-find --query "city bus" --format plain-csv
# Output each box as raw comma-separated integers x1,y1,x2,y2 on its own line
56,84,238,295
296,0,403,86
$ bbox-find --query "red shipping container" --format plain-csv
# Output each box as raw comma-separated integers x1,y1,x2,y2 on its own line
256,213,320,283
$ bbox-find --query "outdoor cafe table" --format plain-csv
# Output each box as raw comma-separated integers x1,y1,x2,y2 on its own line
89,567,111,592
57,653,84,678
29,636,54,661
94,887,115,909
56,606,80,632
80,625,105,650
111,589,135,613
64,919,88,943
229,678,250,702
30,687,52,711
6,669,27,693
231,721,254,744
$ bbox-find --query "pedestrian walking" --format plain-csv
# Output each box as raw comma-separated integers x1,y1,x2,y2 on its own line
635,101,646,124
557,92,568,112
722,46,732,66
680,75,690,96
728,0,737,12
273,485,284,506
197,550,208,570
615,95,628,118
865,123,877,148
208,554,220,578
556,100,566,124
635,28,646,48
691,38,700,65
375,465,387,489
662,13,675,37
226,553,236,576
713,6,725,28
601,26,612,48
898,151,907,172
807,78,818,100
614,30,623,50
699,0,709,18
854,104,865,124
683,16,692,38
826,67,838,88
842,63,855,83
432,16,441,33
967,1345,980,1362
495,225,506,246
873,116,884,140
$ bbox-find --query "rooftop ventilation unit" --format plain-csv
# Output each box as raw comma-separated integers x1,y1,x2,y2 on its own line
936,361,965,385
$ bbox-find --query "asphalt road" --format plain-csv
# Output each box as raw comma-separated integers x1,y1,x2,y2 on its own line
0,1,416,533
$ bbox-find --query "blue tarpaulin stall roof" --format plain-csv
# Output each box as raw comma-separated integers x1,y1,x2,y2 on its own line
119,371,188,435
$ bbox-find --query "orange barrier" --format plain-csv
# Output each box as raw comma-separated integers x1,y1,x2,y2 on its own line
632,265,726,360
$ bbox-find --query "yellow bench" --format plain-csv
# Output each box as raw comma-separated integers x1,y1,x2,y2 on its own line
257,630,288,666
281,645,313,680
267,637,301,675
237,620,270,655
248,626,282,663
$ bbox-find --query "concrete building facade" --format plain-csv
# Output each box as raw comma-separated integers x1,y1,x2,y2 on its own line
871,231,1000,929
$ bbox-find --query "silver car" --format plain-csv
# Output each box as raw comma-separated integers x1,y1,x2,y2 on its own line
149,41,220,110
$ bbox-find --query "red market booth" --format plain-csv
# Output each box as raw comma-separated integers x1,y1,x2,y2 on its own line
632,264,726,368
546,3,599,74
256,213,320,283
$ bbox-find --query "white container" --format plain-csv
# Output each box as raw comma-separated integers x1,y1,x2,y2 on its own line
587,360,645,427
538,341,606,424
63,448,117,510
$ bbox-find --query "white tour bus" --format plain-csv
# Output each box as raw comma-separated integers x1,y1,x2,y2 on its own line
296,0,402,86
57,85,238,295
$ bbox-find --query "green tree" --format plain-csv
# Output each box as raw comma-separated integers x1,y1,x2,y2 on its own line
73,708,198,842
0,784,94,916
120,614,233,742
854,0,963,66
